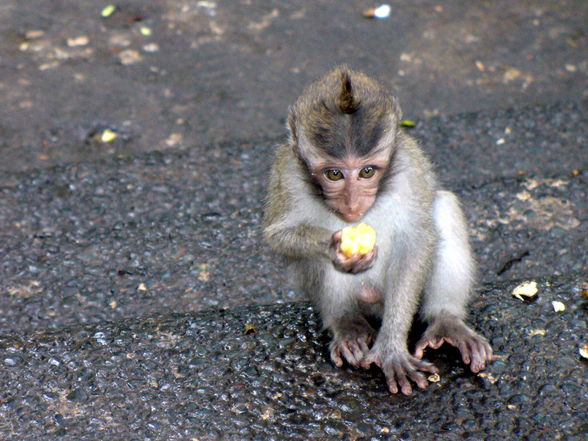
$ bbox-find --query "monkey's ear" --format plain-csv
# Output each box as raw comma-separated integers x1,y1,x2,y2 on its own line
287,108,298,144
391,96,403,122
337,70,360,114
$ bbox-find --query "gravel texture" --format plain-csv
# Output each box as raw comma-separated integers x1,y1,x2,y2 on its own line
1,0,586,172
0,101,586,334
0,1,586,439
0,276,586,440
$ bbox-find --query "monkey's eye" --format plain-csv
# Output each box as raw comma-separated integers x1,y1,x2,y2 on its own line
359,166,376,178
325,169,344,181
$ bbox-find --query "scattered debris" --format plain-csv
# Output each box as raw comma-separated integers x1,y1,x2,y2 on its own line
139,26,152,36
478,372,499,384
118,49,142,65
363,4,392,19
400,120,416,128
101,5,117,18
427,373,440,383
551,301,565,312
25,30,45,40
512,281,538,301
137,283,147,292
143,43,159,53
527,329,546,337
67,36,89,47
100,129,118,143
244,323,257,335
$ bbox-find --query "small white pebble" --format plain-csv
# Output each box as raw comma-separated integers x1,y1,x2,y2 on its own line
374,4,391,18
551,301,565,312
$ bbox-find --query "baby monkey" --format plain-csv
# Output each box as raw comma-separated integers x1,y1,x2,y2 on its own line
264,66,492,395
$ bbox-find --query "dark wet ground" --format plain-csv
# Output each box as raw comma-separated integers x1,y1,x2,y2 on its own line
0,1,587,440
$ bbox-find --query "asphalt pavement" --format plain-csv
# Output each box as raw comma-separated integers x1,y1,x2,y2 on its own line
0,1,586,440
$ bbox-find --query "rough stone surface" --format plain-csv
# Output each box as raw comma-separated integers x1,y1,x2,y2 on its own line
0,277,586,440
0,1,586,440
1,0,586,172
0,101,586,334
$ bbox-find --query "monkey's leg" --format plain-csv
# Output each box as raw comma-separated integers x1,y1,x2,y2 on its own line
319,272,376,368
329,314,376,368
415,191,493,372
361,235,439,395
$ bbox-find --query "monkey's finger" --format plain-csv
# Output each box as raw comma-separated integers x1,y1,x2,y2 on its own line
457,340,471,365
331,231,343,243
412,357,439,374
385,370,400,394
360,352,379,369
470,339,488,373
406,369,429,390
357,337,370,355
481,339,494,362
330,345,344,367
340,343,357,366
393,367,413,396
346,341,364,367
413,340,428,359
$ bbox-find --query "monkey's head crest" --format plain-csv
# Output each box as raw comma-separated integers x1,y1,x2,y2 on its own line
337,70,360,115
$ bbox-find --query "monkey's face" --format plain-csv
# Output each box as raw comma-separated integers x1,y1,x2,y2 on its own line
312,155,389,223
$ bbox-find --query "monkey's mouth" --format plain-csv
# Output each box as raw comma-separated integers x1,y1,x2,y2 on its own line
338,211,364,223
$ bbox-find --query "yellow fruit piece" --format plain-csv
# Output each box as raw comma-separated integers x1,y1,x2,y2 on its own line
340,224,376,258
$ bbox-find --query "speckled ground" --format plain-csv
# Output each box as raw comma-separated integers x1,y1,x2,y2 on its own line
0,101,585,334
1,276,586,440
0,1,587,440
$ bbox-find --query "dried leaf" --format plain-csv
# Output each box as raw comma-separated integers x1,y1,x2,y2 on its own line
244,323,257,335
512,281,538,301
101,5,117,18
527,329,546,337
100,129,117,143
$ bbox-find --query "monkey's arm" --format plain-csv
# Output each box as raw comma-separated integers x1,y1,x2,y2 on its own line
264,223,332,259
414,191,492,372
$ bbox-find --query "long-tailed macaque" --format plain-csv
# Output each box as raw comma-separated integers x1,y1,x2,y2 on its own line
263,66,492,395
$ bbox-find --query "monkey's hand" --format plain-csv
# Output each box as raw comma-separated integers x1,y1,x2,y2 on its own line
361,346,438,395
330,231,377,274
414,317,493,373
330,317,376,368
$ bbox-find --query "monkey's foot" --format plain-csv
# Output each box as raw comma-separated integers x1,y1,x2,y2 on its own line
414,317,493,373
361,349,438,395
330,321,375,368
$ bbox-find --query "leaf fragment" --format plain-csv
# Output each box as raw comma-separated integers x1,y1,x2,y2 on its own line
244,323,257,335
400,119,416,127
512,280,538,301
101,5,117,18
100,129,118,143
